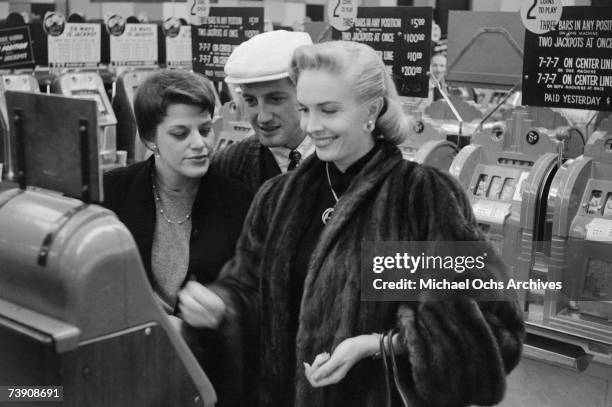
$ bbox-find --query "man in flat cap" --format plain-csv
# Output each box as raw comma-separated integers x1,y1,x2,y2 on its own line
213,30,314,195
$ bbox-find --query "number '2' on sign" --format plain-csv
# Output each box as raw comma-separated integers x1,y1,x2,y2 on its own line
190,0,210,24
328,0,357,31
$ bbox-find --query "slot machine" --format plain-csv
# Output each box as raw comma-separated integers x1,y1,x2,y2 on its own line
113,68,156,162
500,130,612,407
51,73,120,171
0,91,217,406
214,120,251,152
213,98,251,152
397,116,458,171
450,108,564,281
0,188,217,406
541,130,612,344
503,105,585,159
0,74,39,180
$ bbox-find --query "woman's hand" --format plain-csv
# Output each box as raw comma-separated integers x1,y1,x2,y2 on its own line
303,334,379,387
177,281,226,329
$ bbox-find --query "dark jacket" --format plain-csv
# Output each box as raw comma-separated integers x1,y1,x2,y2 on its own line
212,135,281,195
103,157,252,407
211,140,525,407
103,157,252,287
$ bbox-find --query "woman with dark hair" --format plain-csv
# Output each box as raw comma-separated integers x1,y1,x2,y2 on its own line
103,69,251,407
191,41,525,407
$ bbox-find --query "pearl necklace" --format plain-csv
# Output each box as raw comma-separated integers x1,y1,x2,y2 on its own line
151,176,192,225
322,163,339,225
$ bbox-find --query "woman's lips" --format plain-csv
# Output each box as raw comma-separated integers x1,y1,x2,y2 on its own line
311,135,338,148
187,155,208,162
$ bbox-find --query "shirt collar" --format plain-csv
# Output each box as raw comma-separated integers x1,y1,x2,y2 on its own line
268,136,315,173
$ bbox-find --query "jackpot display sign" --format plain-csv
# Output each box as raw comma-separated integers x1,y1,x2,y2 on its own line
110,24,158,67
48,23,101,68
191,8,264,81
522,6,612,111
0,26,35,70
331,7,432,98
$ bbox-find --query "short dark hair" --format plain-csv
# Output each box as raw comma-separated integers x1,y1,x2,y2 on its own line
134,69,216,143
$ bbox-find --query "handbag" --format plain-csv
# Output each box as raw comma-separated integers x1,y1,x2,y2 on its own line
380,328,412,407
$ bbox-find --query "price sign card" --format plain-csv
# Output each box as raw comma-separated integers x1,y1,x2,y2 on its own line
110,24,158,67
0,26,34,69
332,7,432,98
191,7,264,81
48,23,101,68
522,6,612,111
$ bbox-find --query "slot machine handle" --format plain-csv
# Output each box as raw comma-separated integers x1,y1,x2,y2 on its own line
522,343,592,372
555,131,570,169
430,72,464,134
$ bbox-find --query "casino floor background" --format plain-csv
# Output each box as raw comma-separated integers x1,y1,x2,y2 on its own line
0,0,611,406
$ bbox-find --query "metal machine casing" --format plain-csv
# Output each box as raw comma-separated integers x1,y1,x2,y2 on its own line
0,74,40,180
542,131,612,345
499,132,612,407
52,73,119,171
446,11,524,90
214,101,251,153
398,116,458,171
113,69,156,163
0,188,216,406
450,109,561,290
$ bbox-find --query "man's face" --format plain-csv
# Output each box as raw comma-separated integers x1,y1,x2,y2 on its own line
430,54,447,81
240,78,304,149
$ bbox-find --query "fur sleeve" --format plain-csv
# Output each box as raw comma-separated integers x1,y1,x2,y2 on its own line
406,165,482,242
397,298,524,407
207,175,283,322
395,165,525,406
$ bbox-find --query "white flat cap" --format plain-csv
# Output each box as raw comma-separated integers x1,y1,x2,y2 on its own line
224,30,312,84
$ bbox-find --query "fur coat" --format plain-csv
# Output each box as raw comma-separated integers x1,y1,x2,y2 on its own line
211,140,525,407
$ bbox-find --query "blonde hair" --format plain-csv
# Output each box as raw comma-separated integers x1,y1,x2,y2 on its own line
289,41,410,145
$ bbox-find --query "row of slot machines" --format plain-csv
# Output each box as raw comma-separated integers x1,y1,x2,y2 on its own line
400,99,612,405
0,70,119,180
0,67,232,185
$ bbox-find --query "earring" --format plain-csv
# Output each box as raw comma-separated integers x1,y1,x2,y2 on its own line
150,143,160,158
365,119,375,132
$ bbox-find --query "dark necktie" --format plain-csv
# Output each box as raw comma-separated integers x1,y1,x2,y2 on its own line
288,150,301,171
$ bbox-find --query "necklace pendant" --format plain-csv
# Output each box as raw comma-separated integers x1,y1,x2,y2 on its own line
322,207,334,224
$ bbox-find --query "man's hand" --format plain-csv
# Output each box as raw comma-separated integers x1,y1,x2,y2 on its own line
177,281,226,329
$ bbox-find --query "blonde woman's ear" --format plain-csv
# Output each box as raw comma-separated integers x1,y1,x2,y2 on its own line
368,97,385,119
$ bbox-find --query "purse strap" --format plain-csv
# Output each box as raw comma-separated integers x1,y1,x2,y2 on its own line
380,332,392,407
380,329,412,407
